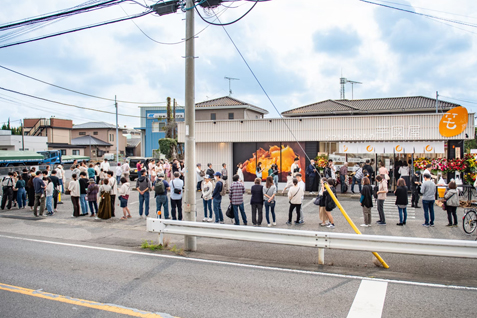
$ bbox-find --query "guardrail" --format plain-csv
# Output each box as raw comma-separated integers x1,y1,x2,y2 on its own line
147,219,477,267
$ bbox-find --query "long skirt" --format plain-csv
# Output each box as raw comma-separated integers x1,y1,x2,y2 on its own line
97,191,111,220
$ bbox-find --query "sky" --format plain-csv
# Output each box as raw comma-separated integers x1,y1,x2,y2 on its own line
0,0,476,129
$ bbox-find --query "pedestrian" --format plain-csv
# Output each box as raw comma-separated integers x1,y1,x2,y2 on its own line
27,169,36,210
296,173,306,224
444,181,459,227
78,172,89,216
15,174,27,209
319,178,330,226
237,162,244,183
100,158,110,174
45,177,54,215
88,163,96,180
306,159,319,194
363,159,374,181
286,178,304,225
291,157,301,177
154,173,170,219
339,162,348,193
164,160,171,181
201,175,213,222
196,163,204,192
72,165,80,177
359,177,373,227
136,169,152,218
256,162,263,180
282,171,293,193
49,170,60,212
99,169,106,183
97,178,111,220
399,162,411,191
250,178,263,226
148,159,155,181
206,163,215,178
324,179,337,229
328,159,337,179
45,165,51,176
56,165,65,193
351,163,364,194
230,174,247,225
179,161,185,182
122,160,130,181
108,171,118,217
1,172,15,210
378,162,389,181
221,163,228,181
394,178,408,226
270,163,279,189
33,171,46,217
411,171,421,208
118,177,132,220
68,173,80,217
94,162,101,184
11,171,18,208
170,171,184,220
212,172,225,224
263,176,277,227
86,178,99,217
376,175,388,225
421,173,436,227
115,163,122,185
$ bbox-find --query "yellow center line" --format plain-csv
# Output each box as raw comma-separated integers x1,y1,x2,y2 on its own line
0,282,177,318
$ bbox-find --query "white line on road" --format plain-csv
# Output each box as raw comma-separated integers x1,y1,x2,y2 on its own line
347,280,388,318
129,201,138,205
303,199,316,210
0,234,475,291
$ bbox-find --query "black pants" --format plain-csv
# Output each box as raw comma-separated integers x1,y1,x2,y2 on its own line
306,176,318,192
72,196,80,217
411,189,420,206
171,199,182,220
251,203,263,225
446,206,458,225
288,203,301,223
53,190,58,210
110,195,116,217
1,187,13,209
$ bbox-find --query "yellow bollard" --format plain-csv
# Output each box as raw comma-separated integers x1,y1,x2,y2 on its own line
58,192,61,203
324,183,390,269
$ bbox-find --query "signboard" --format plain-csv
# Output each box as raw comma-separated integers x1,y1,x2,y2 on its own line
339,142,445,154
439,106,468,137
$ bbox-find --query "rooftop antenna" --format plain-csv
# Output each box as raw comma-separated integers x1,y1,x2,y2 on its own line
347,80,362,100
339,76,362,100
224,77,239,96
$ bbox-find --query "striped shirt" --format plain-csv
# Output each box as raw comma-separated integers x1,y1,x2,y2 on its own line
229,181,245,205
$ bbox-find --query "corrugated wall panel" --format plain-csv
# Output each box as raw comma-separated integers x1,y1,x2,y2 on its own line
196,142,233,186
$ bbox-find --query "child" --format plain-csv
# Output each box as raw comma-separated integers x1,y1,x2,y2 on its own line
45,177,54,215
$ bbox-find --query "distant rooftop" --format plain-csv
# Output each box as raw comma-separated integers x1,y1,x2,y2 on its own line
196,96,269,114
72,122,116,129
71,135,112,146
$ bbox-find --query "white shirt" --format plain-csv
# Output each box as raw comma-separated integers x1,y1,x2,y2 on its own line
237,168,244,182
298,180,306,199
68,180,80,197
330,165,336,179
115,166,122,177
109,177,117,195
291,163,300,177
100,162,110,172
122,163,130,174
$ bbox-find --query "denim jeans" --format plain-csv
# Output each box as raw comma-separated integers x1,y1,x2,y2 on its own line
171,198,182,220
139,191,150,216
340,175,346,192
233,203,247,225
203,199,212,218
46,195,53,213
88,201,98,215
16,188,26,208
265,200,276,224
197,181,202,192
155,194,169,219
351,177,362,193
422,200,435,225
398,207,407,224
116,176,121,185
213,198,224,223
79,194,88,215
59,179,64,193
273,175,278,189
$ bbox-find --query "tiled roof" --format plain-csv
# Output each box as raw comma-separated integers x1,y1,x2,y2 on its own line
195,96,269,114
282,96,461,117
71,135,112,146
127,138,141,148
72,122,116,129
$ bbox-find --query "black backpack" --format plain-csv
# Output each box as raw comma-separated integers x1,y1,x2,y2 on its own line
155,180,165,195
225,204,234,219
373,185,378,199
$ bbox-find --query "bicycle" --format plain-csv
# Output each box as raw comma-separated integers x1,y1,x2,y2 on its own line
462,207,477,235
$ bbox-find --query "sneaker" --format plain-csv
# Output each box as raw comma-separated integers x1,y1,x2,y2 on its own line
379,222,386,225
320,223,327,227
376,221,382,224
453,224,458,227
422,224,429,227
445,224,453,227
327,224,335,229
298,220,304,224
272,222,276,226
360,224,368,227
219,221,224,224
286,221,291,225
430,224,434,227
202,218,208,222
207,218,213,222
268,224,272,227
396,223,403,226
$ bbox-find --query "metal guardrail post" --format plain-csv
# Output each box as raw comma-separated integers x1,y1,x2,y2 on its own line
318,248,324,265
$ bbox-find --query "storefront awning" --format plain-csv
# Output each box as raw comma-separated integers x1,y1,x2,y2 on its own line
339,142,445,154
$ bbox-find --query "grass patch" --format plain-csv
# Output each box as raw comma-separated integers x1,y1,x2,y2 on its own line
141,240,164,251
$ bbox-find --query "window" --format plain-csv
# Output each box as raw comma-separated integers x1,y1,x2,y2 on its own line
228,113,234,120
211,113,216,120
72,150,80,155
60,150,66,155
79,132,86,135
152,122,159,132
159,122,165,130
93,131,98,135
110,134,114,142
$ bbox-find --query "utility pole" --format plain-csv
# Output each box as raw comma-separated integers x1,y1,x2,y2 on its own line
184,0,197,251
115,96,119,163
21,119,24,151
435,91,439,114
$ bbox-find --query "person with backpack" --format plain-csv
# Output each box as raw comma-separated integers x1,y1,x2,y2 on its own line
324,179,337,228
33,171,46,217
1,172,15,210
196,163,204,192
118,177,132,220
170,171,184,220
360,177,373,227
319,178,330,227
212,172,225,224
351,163,364,194
136,169,152,218
201,175,213,222
230,174,248,225
287,178,304,225
394,178,408,226
154,172,170,219
376,175,388,225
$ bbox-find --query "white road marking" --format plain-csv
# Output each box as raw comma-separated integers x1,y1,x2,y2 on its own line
129,201,139,205
303,199,316,209
0,234,475,291
347,280,388,318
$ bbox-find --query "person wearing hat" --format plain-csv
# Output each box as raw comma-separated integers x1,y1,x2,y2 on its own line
201,174,213,222
212,172,225,224
154,172,170,219
196,163,204,192
411,170,421,208
86,178,99,217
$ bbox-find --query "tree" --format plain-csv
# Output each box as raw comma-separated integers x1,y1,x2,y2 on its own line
465,128,477,153
158,138,177,159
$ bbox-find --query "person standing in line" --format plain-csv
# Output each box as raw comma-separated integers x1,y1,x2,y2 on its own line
351,163,364,194
21,169,30,207
170,171,184,220
329,159,337,180
68,173,80,217
15,174,26,209
376,175,388,225
11,171,18,208
421,173,436,227
282,171,294,193
212,172,225,224
179,161,185,182
410,170,421,208
27,169,36,210
87,163,96,180
324,179,338,228
148,159,155,180
270,163,279,189
378,162,389,181
33,171,46,217
45,177,54,216
319,178,330,226
230,174,248,225
206,163,215,179
256,162,263,181
201,175,213,222
136,169,152,218
444,181,459,227
296,173,306,224
363,159,374,181
357,177,372,227
107,171,118,217
45,166,51,177
154,173,170,219
399,162,410,191
221,163,228,181
306,159,319,194
49,170,61,213
115,163,122,185
99,169,106,183
196,164,204,192
94,162,101,184
236,162,244,183
250,178,263,226
290,157,301,177
78,172,89,216
86,178,99,217
287,178,304,225
118,177,131,220
263,176,277,227
97,178,111,220
164,160,171,181
100,158,110,174
1,172,15,210
122,160,130,181
395,178,408,226
339,162,348,193
72,165,81,178
56,165,65,193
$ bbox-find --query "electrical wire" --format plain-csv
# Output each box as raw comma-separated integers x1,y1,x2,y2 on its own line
0,64,165,104
195,0,258,26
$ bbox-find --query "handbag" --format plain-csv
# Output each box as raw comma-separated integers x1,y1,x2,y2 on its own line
313,195,322,206
385,174,390,180
225,204,234,219
172,180,182,195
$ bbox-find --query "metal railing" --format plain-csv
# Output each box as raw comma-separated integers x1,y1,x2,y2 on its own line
147,219,477,267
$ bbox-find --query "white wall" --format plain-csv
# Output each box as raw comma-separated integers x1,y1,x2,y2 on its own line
0,135,48,152
197,142,233,187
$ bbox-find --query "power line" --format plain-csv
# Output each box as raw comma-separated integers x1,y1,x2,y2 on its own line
195,1,258,26
0,64,165,104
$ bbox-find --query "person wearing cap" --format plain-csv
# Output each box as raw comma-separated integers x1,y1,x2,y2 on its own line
212,172,225,224
411,170,421,208
170,171,184,220
201,175,213,222
154,172,170,219
196,163,204,192
86,178,99,217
